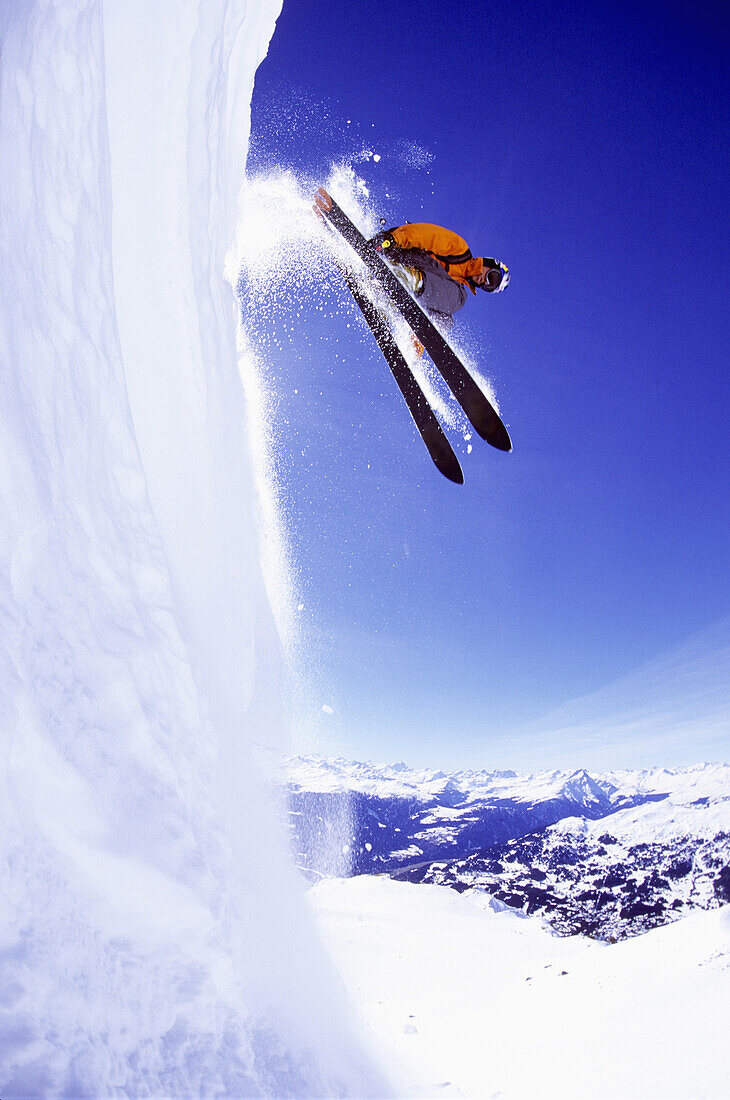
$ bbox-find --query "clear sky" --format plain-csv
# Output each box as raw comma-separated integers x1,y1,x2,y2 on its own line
245,0,730,771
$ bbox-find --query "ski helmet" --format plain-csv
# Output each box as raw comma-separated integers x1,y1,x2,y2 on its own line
481,258,510,293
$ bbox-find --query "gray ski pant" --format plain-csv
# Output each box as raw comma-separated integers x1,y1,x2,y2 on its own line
407,252,469,320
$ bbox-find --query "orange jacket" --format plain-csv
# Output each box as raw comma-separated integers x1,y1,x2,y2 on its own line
391,224,484,293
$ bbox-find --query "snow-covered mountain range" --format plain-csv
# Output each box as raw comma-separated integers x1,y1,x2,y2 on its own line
281,755,730,940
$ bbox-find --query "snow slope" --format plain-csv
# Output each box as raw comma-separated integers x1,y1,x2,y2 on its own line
311,875,730,1099
0,3,386,1095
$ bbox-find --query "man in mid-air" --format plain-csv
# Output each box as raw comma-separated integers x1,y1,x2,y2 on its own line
369,223,509,326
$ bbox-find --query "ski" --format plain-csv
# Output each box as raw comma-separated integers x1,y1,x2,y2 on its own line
336,261,464,484
314,188,512,453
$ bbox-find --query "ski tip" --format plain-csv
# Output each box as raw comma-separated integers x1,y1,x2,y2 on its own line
488,424,513,452
312,201,327,223
433,452,464,483
314,187,333,213
477,407,512,452
422,427,465,484
460,392,512,453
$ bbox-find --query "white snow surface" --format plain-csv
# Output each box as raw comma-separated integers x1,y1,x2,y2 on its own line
0,3,387,1095
311,875,730,1099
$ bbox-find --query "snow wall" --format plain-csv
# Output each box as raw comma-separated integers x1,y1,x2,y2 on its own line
0,1,387,1095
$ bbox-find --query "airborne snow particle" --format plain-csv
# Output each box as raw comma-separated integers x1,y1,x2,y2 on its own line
322,704,334,715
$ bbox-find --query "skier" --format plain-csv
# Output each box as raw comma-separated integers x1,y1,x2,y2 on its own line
368,223,509,326
313,187,513,455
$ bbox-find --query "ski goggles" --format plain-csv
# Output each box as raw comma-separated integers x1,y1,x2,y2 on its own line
482,259,510,293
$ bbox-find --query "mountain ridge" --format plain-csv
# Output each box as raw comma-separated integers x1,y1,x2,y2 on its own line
278,754,730,939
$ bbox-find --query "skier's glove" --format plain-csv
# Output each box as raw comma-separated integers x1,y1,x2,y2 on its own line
368,230,397,253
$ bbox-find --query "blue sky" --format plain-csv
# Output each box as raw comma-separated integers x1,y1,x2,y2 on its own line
246,0,730,770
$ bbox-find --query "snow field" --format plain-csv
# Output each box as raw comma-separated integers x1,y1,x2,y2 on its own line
311,875,730,1099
